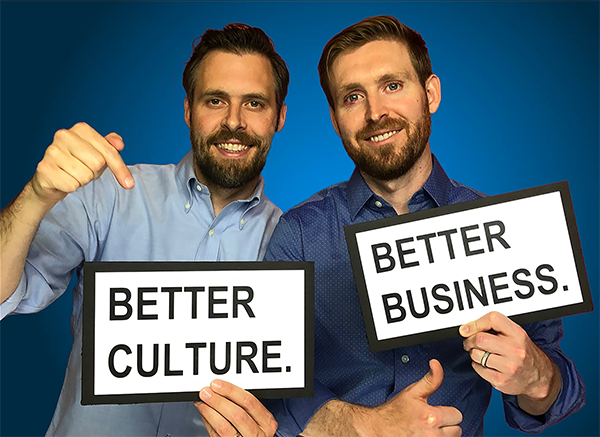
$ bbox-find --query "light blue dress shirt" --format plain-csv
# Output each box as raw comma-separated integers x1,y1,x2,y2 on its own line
1,151,282,436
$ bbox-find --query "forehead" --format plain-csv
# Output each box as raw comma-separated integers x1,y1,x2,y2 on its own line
330,40,418,89
194,51,276,98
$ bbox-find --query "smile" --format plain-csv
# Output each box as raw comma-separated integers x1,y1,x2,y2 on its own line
214,142,250,152
367,130,400,143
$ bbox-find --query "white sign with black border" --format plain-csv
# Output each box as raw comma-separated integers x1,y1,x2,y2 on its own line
344,182,592,353
82,261,314,405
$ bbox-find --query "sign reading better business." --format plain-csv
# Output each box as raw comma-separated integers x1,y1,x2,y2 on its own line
82,261,313,405
345,182,592,353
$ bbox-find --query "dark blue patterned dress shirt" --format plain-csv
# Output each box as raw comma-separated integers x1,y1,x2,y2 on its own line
263,155,585,436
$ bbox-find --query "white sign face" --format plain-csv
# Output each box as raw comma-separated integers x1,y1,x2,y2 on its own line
345,182,592,352
82,262,313,405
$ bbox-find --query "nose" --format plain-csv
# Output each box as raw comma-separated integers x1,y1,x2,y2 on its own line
222,102,246,132
365,94,388,123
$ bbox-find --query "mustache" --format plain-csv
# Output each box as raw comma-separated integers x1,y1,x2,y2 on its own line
204,129,263,147
356,117,410,140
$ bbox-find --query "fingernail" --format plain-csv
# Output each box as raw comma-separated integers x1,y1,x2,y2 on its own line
124,176,134,189
200,389,211,400
460,325,470,335
211,379,222,390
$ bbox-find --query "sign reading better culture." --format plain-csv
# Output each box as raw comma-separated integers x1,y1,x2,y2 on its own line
345,182,592,353
82,262,313,405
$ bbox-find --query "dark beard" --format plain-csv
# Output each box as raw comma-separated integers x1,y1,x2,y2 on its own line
342,104,431,181
190,128,271,189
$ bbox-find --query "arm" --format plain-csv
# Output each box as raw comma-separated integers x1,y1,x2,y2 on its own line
195,362,462,437
302,360,462,437
1,122,133,304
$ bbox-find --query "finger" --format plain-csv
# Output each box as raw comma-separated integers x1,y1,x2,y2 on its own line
36,151,92,193
470,360,503,389
433,406,463,427
441,424,463,437
52,148,97,187
211,379,277,434
105,132,125,151
70,123,134,189
411,359,444,400
196,396,240,437
194,402,220,437
459,311,517,338
462,331,508,355
200,386,263,437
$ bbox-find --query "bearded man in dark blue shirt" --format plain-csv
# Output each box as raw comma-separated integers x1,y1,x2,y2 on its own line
197,15,585,437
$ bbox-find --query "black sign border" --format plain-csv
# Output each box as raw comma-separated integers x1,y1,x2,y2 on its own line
82,261,314,405
344,181,593,353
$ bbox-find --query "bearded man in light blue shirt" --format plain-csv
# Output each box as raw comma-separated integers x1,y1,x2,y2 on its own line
0,23,287,437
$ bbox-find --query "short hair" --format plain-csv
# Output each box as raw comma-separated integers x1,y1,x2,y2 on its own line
183,23,289,113
318,15,432,109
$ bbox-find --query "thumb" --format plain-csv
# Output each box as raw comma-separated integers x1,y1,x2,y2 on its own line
411,359,444,400
104,132,125,151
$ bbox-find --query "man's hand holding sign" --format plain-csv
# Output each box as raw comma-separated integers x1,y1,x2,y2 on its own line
196,379,278,437
460,311,562,416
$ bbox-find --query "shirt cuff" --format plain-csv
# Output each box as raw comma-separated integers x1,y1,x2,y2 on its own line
263,380,337,437
0,273,28,319
502,349,585,433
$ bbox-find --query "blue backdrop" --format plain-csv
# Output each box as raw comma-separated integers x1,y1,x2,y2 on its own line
1,2,598,436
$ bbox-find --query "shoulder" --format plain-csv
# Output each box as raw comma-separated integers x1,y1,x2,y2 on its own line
282,181,349,223
446,178,488,204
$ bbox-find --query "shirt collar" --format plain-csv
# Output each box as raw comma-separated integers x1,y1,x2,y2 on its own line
175,150,264,213
347,153,454,219
419,154,453,207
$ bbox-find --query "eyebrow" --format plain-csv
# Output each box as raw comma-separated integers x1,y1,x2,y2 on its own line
199,89,270,102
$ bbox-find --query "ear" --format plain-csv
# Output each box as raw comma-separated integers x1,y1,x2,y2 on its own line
184,98,191,128
329,106,341,138
425,74,441,114
275,103,287,132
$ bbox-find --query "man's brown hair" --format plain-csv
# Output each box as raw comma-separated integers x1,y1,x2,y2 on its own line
183,23,289,114
318,15,432,109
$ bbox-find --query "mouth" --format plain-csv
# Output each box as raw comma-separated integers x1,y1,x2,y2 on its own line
365,129,402,143
213,140,252,154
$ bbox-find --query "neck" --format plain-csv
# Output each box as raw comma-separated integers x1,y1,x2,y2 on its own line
194,166,260,217
361,145,433,215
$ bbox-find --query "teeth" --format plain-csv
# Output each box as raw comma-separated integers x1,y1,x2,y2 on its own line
369,130,398,143
215,143,249,152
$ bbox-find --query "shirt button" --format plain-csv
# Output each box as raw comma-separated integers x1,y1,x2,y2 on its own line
209,229,214,236
401,354,409,363
240,218,245,225
375,200,383,208
185,202,190,209
196,185,202,192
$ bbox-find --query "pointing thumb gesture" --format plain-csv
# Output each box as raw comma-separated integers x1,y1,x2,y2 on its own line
364,358,463,436
410,359,444,400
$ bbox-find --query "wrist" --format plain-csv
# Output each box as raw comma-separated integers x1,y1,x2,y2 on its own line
517,359,562,416
25,178,62,213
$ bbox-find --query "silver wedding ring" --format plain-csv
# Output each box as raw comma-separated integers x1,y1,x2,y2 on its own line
481,350,491,368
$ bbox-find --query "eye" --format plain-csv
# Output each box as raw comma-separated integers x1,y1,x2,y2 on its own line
344,93,362,104
208,98,222,106
387,82,402,91
248,101,262,108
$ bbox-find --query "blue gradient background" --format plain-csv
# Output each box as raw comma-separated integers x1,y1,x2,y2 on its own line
1,2,598,436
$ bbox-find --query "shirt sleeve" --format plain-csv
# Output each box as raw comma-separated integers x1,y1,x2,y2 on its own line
0,174,116,320
501,318,585,432
263,214,337,437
